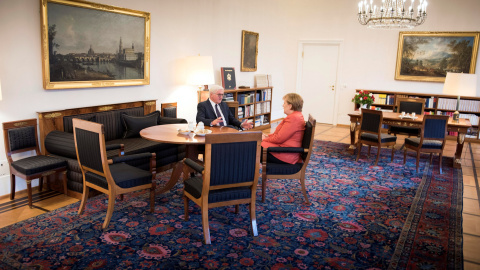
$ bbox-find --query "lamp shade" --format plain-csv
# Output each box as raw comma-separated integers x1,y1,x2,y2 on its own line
442,72,477,97
185,56,214,86
0,79,2,101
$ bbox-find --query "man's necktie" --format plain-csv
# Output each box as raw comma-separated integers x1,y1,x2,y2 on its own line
215,104,225,126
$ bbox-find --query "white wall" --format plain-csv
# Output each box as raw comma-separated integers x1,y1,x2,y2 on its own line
0,0,479,196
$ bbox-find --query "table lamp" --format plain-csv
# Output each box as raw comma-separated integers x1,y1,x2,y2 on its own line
442,72,477,122
186,55,214,91
0,79,2,101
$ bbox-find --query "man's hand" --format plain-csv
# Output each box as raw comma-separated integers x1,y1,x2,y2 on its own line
211,117,223,126
241,120,253,130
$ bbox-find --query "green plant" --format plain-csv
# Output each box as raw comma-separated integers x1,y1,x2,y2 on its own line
352,90,375,105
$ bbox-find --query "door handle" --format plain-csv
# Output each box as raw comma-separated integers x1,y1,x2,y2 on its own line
330,85,335,91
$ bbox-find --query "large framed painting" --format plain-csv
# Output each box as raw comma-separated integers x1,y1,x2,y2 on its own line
40,0,150,89
395,32,479,82
241,30,259,72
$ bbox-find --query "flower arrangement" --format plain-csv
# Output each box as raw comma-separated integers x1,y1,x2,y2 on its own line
352,90,375,106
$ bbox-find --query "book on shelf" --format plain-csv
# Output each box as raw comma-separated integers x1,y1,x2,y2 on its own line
221,67,236,90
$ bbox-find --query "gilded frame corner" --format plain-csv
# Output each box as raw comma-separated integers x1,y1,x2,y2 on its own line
241,30,259,72
395,31,480,83
40,0,150,89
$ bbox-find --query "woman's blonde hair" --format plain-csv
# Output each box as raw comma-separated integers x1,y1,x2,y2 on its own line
283,93,303,112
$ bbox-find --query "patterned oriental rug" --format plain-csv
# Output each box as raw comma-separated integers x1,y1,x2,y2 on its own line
0,141,463,269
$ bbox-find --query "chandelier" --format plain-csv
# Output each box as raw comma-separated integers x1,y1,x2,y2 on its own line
358,0,427,29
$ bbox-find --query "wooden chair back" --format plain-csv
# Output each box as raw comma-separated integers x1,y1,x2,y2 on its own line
3,119,40,161
397,97,425,114
161,102,177,118
73,119,114,190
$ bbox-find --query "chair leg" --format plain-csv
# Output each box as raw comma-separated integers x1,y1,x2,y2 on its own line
368,145,371,156
439,153,443,174
403,149,407,165
183,195,189,221
118,194,124,201
261,170,267,203
201,206,211,244
249,202,258,237
391,145,395,162
62,172,68,196
39,177,43,192
429,153,433,163
102,193,116,229
235,205,239,214
300,175,310,205
375,147,381,166
356,144,362,162
149,182,156,213
78,185,89,215
416,151,421,173
10,174,15,200
26,180,33,208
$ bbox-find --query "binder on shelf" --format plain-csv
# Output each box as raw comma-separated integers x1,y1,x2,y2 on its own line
221,67,236,90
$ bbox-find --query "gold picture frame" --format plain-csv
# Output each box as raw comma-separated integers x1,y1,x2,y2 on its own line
241,30,259,72
395,31,479,82
40,0,150,89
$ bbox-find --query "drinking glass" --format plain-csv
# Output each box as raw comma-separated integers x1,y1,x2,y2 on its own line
188,121,195,131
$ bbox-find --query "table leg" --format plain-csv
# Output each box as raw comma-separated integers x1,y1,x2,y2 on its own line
453,133,465,169
157,144,200,194
348,121,357,154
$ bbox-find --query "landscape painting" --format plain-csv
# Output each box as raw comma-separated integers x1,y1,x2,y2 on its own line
395,32,479,82
40,0,150,89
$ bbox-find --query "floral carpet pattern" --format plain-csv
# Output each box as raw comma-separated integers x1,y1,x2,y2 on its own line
0,141,463,269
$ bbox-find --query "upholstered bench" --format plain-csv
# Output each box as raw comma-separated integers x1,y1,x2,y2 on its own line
38,100,186,199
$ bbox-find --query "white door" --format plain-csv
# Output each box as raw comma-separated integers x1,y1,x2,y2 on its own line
297,42,340,124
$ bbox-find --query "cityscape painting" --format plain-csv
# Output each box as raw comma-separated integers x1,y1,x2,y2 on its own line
395,32,479,82
40,0,150,89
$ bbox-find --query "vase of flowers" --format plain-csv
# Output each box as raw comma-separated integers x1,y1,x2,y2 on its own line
352,90,374,109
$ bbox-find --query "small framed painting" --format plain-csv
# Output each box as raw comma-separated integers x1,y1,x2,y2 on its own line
40,0,151,89
395,31,480,82
241,30,259,72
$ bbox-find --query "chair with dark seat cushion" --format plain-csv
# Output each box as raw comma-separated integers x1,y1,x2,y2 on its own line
161,102,177,118
261,114,316,204
2,119,67,208
404,115,449,174
73,119,157,229
356,109,397,165
389,97,425,137
182,132,262,244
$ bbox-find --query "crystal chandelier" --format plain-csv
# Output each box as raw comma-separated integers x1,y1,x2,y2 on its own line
358,0,427,29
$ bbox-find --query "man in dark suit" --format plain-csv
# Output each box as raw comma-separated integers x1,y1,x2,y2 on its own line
196,85,253,130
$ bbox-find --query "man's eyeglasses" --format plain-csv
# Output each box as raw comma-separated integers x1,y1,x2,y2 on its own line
216,94,224,97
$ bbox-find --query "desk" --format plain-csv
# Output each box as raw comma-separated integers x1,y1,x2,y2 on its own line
348,111,472,169
140,124,239,193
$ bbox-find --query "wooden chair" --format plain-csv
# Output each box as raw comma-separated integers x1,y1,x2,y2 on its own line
356,109,397,165
226,101,239,120
404,115,449,174
2,119,67,208
389,97,425,137
183,132,262,244
73,119,157,229
161,102,177,118
261,114,316,204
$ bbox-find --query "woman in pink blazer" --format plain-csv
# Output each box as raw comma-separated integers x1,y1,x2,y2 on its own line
262,93,305,164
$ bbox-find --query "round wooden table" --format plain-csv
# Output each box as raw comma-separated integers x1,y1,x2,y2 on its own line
140,124,239,193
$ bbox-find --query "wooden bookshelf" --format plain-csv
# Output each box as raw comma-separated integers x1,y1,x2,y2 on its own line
355,89,480,141
224,87,273,130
